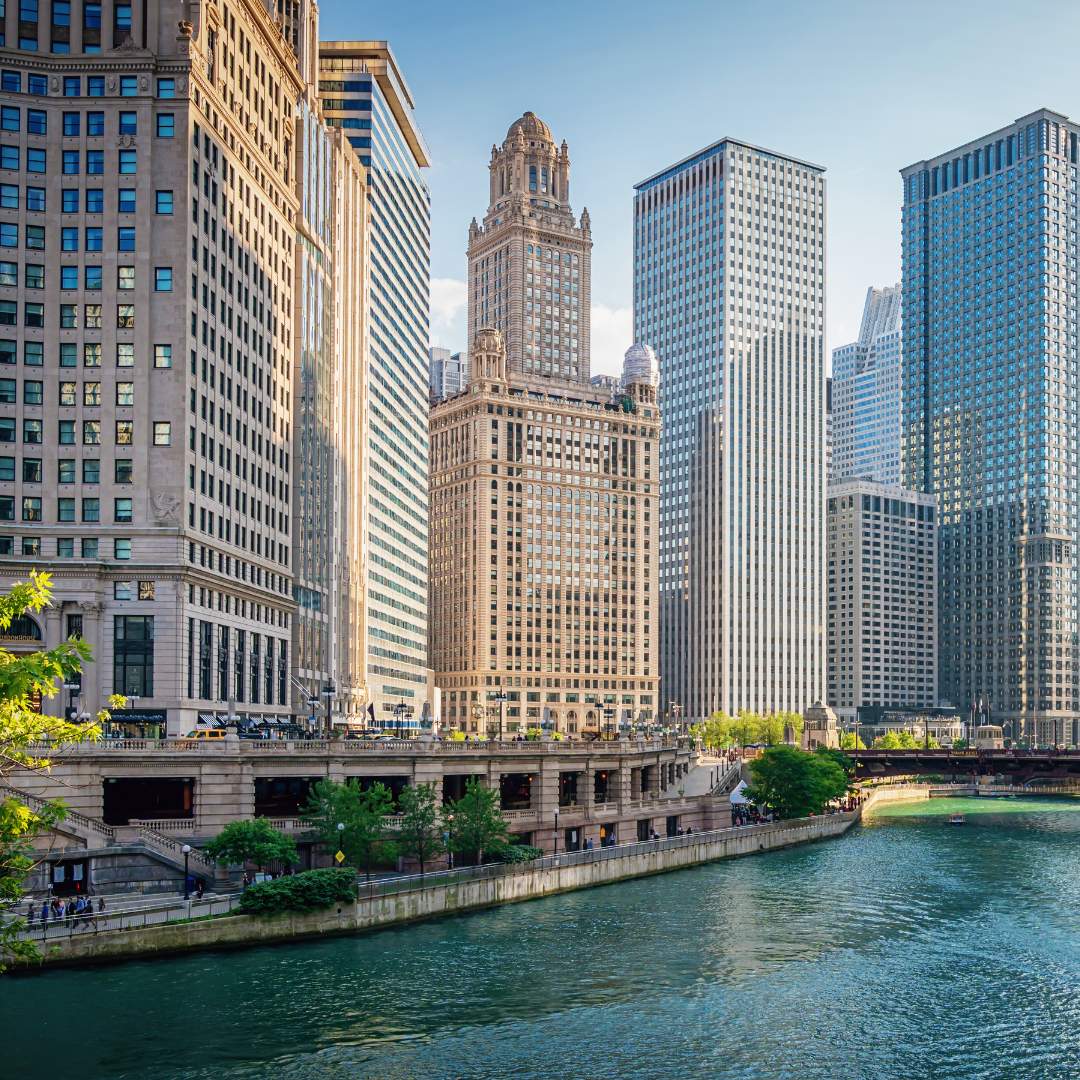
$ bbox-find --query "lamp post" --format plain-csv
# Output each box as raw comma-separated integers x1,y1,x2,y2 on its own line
493,691,508,741
553,805,560,857
393,702,414,740
336,822,345,864
62,680,80,722
445,810,454,870
322,683,337,738
181,844,191,900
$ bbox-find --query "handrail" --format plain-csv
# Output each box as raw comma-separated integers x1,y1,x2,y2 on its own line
0,784,116,840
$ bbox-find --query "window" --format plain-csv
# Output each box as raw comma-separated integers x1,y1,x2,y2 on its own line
23,379,41,403
153,421,171,446
116,110,137,135
118,188,135,213
24,264,42,289
0,146,18,171
21,537,39,555
83,381,100,405
155,268,172,291
115,420,132,444
87,77,103,96
22,457,40,481
0,418,12,441
26,149,45,173
80,537,96,557
0,341,14,365
60,266,77,289
82,419,99,444
116,382,133,406
81,458,98,483
22,418,41,443
0,301,14,326
61,189,78,213
84,227,102,252
58,419,74,444
59,304,76,328
26,110,45,135
118,149,135,174
0,73,20,93
138,581,154,601
0,263,14,288
86,112,103,136
113,497,131,522
117,227,134,252
114,459,132,483
0,457,12,480
0,496,11,520
1,107,19,132
116,304,134,328
25,187,43,211
58,381,75,405
156,114,174,138
59,342,75,366
113,581,130,600
84,266,102,290
113,538,131,560
21,496,41,521
0,185,15,210
84,340,101,364
114,614,153,697
86,150,103,174
116,343,133,367
85,189,102,213
56,538,74,557
81,497,98,522
0,224,16,248
117,266,134,290
154,344,171,368
25,225,44,249
155,190,173,214
20,341,38,366
118,76,136,98
157,79,174,98
61,111,78,136
0,378,13,402
57,458,74,482
62,75,79,96
23,302,42,327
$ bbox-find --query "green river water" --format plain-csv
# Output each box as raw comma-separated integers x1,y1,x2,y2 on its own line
2,796,1080,1080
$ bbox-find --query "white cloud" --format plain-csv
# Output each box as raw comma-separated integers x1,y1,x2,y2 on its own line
590,303,633,377
429,277,467,350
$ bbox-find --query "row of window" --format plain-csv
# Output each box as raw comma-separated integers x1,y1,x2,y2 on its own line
0,257,171,289
0,418,170,443
0,535,132,559
0,70,175,97
0,456,133,483
0,187,171,213
0,263,166,290
3,302,142,327
1,106,173,138
2,495,132,521
0,341,171,366
0,146,142,173
0,379,136,404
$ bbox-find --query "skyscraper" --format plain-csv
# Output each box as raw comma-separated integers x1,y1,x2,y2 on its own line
429,347,466,401
467,112,592,382
635,140,827,723
429,116,660,737
831,284,903,484
901,109,1079,745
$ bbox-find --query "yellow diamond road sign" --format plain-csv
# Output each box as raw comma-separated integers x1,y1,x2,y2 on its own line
335,850,345,864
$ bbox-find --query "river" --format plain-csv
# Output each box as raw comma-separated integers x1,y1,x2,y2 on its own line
3,796,1080,1080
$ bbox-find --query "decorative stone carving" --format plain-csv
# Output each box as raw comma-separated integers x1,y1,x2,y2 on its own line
151,491,181,522
140,75,149,92
50,76,59,92
116,133,138,148
178,20,193,38
112,35,143,54
177,76,188,94
106,75,117,92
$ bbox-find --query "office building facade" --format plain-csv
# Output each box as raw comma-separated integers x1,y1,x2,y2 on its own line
902,109,1079,743
429,346,465,401
634,140,826,722
831,284,903,484
826,478,938,722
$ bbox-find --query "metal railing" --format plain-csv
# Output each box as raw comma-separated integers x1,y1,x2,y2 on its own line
0,785,116,841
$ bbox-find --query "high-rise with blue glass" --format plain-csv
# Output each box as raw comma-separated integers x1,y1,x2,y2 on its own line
635,141,827,724
902,109,1079,745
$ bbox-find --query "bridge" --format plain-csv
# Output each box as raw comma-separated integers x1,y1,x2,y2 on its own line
849,747,1080,784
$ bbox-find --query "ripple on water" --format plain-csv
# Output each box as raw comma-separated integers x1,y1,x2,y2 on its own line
4,799,1080,1080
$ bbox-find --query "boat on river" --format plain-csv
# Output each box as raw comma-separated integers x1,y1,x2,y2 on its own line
949,813,966,825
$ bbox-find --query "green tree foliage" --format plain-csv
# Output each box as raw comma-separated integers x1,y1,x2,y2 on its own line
730,709,761,747
396,781,443,878
238,868,356,915
813,744,857,785
450,776,508,864
0,573,121,970
743,746,850,820
204,817,298,872
840,731,867,750
301,778,399,882
952,738,970,750
500,844,545,863
876,730,919,749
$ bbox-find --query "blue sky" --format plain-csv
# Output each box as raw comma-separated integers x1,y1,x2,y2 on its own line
319,0,1080,377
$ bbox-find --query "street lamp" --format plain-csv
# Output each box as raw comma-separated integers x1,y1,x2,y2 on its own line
393,702,414,740
62,680,81,722
181,844,191,900
445,811,454,870
322,684,337,739
492,691,508,741
553,805,560,857
336,822,345,864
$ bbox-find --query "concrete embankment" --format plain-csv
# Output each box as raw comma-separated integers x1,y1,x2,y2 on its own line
11,811,860,970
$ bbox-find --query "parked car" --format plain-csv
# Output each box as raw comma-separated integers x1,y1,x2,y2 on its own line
182,729,226,740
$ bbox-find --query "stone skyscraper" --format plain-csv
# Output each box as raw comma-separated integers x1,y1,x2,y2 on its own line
902,109,1079,744
468,112,591,382
635,140,826,723
831,284,903,484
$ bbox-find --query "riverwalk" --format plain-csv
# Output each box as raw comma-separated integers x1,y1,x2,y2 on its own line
4,806,863,971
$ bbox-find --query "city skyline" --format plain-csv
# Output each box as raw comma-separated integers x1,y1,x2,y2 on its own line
317,0,1080,373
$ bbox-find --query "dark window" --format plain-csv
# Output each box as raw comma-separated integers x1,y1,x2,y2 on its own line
62,111,78,136
87,111,104,136
118,111,136,134
118,188,135,213
26,109,45,134
114,615,154,697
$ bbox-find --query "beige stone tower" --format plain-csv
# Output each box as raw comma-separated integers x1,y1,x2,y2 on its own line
467,112,592,383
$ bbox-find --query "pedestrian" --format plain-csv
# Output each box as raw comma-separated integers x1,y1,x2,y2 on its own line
241,871,251,892
196,879,205,900
26,900,35,926
40,900,49,925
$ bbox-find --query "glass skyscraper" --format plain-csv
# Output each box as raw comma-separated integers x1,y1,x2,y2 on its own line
831,284,903,484
902,108,1079,744
635,140,827,722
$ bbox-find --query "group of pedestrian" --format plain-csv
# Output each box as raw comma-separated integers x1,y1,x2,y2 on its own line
26,895,104,929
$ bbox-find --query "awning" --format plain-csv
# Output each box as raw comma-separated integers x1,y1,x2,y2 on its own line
728,781,748,805
197,713,227,728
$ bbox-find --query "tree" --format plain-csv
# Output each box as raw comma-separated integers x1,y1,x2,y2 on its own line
758,713,786,747
743,746,850,820
813,744,857,787
776,710,805,744
300,778,399,882
204,817,298,872
730,709,761,747
451,776,508,865
840,731,867,750
396,781,443,879
0,573,120,970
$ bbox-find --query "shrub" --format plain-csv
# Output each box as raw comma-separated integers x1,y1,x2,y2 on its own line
500,845,545,863
238,868,356,915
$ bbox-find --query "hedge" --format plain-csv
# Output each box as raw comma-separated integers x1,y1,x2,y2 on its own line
238,868,357,915
500,845,545,864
